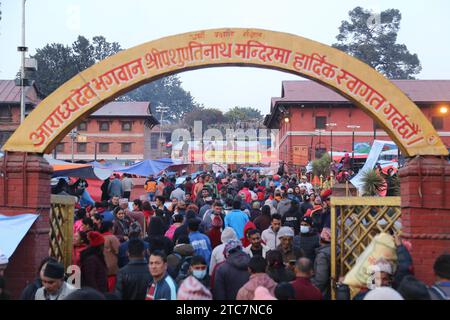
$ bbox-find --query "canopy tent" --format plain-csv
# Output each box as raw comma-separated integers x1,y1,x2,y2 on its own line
0,213,39,259
45,155,114,180
116,158,174,177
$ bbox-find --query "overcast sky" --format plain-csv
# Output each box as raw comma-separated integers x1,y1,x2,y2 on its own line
1,0,449,115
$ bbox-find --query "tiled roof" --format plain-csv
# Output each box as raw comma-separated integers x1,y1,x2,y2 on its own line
0,80,41,105
277,80,450,103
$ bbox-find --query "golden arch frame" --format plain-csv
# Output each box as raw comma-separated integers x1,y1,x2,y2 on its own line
3,28,448,157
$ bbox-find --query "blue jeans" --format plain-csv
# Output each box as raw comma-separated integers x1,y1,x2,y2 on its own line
147,192,155,201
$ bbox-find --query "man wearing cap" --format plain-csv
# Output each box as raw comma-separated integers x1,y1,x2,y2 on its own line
298,176,313,195
311,227,332,299
35,261,78,300
276,226,301,266
293,216,320,263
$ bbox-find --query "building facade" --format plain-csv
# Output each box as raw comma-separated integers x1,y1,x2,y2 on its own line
264,80,450,166
0,80,42,148
54,102,159,164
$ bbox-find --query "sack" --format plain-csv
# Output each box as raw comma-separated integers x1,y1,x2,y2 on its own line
343,233,397,288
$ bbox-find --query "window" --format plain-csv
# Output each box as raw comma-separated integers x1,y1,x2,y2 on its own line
315,116,326,129
122,121,132,131
99,121,110,131
99,143,109,153
77,121,88,131
0,107,12,122
432,116,443,130
56,143,65,152
121,143,132,153
77,143,87,153
0,131,13,147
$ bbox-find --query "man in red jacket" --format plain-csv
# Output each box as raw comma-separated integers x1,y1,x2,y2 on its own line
290,257,322,300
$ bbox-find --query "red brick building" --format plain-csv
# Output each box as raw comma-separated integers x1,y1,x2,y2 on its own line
0,80,42,148
55,101,160,164
264,80,450,165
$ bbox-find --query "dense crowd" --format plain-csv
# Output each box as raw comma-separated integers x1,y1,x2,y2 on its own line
0,168,448,300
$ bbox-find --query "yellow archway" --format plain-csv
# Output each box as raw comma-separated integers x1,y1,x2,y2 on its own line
2,28,448,157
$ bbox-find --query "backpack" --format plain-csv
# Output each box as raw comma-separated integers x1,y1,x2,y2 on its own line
174,253,193,283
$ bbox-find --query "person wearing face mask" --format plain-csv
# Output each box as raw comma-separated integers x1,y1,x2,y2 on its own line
186,255,211,289
293,216,320,264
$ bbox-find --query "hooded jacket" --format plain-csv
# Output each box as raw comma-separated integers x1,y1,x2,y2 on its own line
236,273,277,300
213,251,250,300
209,227,237,276
240,221,257,247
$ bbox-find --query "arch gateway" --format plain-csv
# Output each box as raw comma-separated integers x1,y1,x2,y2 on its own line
1,28,449,297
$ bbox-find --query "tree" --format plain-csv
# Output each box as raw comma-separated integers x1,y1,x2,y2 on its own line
333,7,421,79
224,106,263,123
122,76,199,121
32,36,122,97
312,153,331,178
183,107,226,128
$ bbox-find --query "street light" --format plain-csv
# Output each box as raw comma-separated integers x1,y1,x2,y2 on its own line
347,125,360,171
326,123,337,162
69,129,79,163
156,106,170,157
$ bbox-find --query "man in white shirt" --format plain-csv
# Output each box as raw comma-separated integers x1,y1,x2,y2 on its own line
261,214,282,250
298,175,313,194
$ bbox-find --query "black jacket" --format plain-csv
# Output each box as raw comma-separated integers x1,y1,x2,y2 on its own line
293,232,320,263
282,207,302,235
115,258,153,300
19,278,41,300
213,251,250,300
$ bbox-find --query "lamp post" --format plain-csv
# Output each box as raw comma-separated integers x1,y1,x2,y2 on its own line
325,123,337,161
156,106,169,157
18,0,27,123
69,129,79,163
347,125,360,171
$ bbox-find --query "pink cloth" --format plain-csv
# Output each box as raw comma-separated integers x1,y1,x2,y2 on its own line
73,219,83,235
164,224,180,240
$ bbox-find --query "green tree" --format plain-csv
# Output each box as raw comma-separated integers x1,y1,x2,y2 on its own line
333,7,421,79
123,76,199,121
183,107,226,128
312,153,331,178
224,106,263,123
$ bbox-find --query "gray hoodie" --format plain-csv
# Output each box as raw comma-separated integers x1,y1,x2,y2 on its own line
209,227,238,276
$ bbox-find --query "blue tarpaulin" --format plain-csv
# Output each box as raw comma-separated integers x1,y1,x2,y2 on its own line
0,213,39,259
117,159,174,177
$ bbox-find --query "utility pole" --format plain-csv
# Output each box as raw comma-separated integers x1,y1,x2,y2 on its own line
156,106,169,157
19,0,27,123
347,125,360,171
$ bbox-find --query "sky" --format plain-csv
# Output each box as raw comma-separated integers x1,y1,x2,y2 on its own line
0,0,449,115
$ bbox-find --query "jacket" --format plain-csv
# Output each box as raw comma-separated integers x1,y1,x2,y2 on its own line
293,233,320,263
213,251,250,300
277,198,292,217
189,231,212,264
224,209,249,239
20,278,42,300
121,177,133,192
209,227,237,276
243,244,270,258
276,244,301,265
108,179,123,197
35,282,78,300
145,272,177,300
311,243,331,299
282,207,302,235
240,221,257,247
115,258,153,300
253,214,271,233
102,232,120,276
261,227,280,251
267,267,296,283
238,188,252,203
236,273,277,300
291,277,322,300
80,252,108,292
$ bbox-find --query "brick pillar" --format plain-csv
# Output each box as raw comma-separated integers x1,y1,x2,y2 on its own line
0,152,52,299
399,156,450,285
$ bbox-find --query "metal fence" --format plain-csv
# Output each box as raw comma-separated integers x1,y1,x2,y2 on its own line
330,197,402,299
49,195,77,268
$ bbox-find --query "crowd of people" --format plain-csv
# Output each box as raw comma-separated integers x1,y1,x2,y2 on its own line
1,168,448,300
